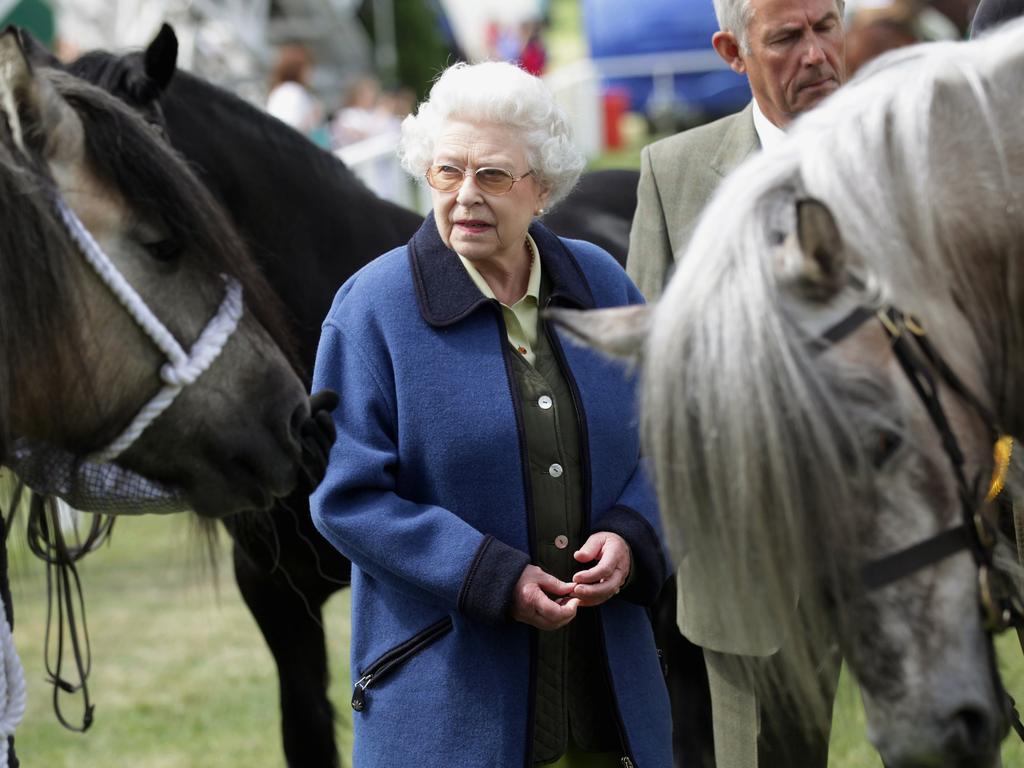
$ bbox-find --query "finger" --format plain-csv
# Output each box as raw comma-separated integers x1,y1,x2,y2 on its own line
532,571,575,597
573,534,605,564
531,596,579,630
572,577,621,605
572,557,616,585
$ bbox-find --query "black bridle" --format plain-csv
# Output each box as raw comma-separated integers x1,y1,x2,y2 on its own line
818,304,1024,741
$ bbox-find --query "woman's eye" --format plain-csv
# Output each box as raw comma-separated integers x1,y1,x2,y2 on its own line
478,168,509,180
872,430,903,468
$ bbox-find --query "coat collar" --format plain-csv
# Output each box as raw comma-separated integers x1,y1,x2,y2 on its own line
409,212,595,327
709,101,760,179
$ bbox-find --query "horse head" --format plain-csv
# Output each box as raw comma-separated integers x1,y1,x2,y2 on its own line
0,29,314,517
553,21,1024,768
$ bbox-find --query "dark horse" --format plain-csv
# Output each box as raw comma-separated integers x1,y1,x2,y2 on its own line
0,25,340,764
47,25,709,768
1,30,315,518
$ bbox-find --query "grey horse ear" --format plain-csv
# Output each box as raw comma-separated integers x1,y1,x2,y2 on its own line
0,28,79,162
0,27,44,155
545,305,650,363
793,197,847,301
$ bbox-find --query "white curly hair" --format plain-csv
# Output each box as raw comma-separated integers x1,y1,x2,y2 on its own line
398,61,585,209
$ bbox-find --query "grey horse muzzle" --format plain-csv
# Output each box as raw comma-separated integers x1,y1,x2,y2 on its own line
8,439,189,515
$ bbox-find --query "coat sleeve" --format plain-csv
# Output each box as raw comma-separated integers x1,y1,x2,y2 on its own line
309,321,530,626
626,145,674,301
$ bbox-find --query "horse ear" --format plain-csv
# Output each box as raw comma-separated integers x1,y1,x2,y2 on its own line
545,305,650,363
0,28,81,164
143,23,178,93
0,27,43,155
15,26,61,69
793,197,847,300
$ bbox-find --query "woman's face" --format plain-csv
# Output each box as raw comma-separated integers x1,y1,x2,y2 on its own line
429,119,549,269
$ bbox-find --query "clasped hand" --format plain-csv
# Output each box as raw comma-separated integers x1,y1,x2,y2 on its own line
510,531,631,631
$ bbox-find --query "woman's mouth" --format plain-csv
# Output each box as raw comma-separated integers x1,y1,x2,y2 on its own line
456,220,492,234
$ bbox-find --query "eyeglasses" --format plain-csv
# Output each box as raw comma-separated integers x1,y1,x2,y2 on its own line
425,164,534,195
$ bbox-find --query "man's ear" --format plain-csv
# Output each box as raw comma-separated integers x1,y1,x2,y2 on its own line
712,31,747,75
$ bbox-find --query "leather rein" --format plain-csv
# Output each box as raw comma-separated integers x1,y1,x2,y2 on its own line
818,303,1024,741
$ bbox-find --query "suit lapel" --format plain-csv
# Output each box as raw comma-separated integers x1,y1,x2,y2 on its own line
709,102,760,179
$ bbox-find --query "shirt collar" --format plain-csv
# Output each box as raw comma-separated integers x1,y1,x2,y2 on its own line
751,98,787,150
457,233,542,307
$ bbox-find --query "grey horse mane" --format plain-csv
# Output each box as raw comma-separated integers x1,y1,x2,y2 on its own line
644,19,1024,729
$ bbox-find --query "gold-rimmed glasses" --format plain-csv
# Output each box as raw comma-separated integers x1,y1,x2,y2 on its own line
425,164,534,195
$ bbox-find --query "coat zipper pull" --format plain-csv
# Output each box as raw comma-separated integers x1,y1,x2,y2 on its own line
351,673,373,712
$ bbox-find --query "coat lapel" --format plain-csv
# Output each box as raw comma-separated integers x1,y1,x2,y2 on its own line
409,213,595,327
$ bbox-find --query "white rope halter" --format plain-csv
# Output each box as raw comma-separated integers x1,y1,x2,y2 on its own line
52,196,245,464
0,594,25,768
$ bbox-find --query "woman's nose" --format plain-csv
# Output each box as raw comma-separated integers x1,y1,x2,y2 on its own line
455,173,483,205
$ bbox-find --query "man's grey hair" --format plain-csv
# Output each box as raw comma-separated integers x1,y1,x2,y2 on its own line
714,0,845,53
399,61,585,209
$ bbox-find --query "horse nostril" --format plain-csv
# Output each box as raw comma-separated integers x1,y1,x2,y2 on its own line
943,706,994,758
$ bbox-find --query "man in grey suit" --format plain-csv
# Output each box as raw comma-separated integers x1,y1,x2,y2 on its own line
628,0,846,299
627,0,847,765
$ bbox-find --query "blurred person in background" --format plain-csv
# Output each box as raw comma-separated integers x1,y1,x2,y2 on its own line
330,75,398,148
518,18,548,75
266,42,324,141
626,0,847,766
310,60,672,768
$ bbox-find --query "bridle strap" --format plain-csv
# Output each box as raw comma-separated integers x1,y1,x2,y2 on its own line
817,301,1024,741
51,195,244,463
862,526,973,591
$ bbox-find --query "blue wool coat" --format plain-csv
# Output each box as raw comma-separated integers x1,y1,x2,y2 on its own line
310,215,672,767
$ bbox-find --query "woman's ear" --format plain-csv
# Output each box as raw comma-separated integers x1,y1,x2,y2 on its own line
535,185,551,215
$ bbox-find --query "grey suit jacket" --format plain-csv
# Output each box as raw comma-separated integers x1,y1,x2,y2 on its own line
627,104,787,656
627,103,759,300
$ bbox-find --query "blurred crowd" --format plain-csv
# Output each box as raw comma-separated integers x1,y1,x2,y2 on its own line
265,42,416,152
265,13,550,152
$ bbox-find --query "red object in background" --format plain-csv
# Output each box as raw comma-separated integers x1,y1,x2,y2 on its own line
520,36,547,75
603,88,629,150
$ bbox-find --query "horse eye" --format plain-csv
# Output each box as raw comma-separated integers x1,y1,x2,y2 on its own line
142,237,182,262
872,430,903,468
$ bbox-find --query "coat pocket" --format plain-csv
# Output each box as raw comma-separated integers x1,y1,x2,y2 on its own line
351,616,454,713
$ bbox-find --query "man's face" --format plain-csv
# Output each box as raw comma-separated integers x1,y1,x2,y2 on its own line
740,0,846,126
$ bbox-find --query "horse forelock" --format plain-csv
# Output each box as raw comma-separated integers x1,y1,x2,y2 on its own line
645,20,1024,729
47,69,301,372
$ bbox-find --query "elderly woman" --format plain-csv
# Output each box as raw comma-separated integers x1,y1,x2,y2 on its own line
310,61,671,767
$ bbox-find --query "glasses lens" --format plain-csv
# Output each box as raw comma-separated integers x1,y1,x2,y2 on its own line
427,165,464,191
475,168,516,194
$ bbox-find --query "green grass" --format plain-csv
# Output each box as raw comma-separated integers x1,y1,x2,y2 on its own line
6,514,352,767
6,513,1024,766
